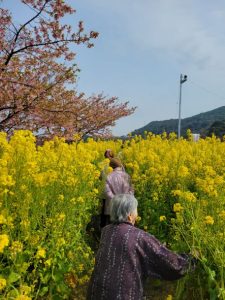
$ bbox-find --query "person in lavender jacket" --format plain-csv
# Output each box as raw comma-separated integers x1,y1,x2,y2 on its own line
102,158,134,227
87,194,194,300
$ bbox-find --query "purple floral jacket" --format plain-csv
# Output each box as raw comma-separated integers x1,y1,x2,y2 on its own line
87,222,191,300
104,168,133,214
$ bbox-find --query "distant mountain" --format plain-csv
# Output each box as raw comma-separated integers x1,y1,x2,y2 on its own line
132,106,225,137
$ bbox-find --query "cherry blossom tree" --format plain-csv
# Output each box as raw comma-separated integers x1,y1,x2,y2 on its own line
0,0,135,138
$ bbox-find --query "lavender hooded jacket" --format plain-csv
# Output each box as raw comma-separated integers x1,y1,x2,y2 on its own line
87,222,191,300
104,168,133,214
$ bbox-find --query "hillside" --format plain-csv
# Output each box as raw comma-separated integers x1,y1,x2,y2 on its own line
132,106,225,137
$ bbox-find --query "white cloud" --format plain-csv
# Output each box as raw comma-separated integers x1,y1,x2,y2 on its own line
79,0,225,70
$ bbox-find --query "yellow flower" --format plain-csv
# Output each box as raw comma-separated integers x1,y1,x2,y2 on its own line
78,264,84,272
15,295,32,300
93,188,99,194
84,252,89,259
0,214,6,224
152,192,159,201
77,274,90,284
20,219,30,228
178,166,189,177
166,295,173,300
58,194,64,201
0,234,9,253
171,190,182,197
29,235,40,246
45,258,52,267
20,185,27,191
77,196,84,203
94,170,100,178
160,216,166,222
183,191,196,202
0,278,7,291
173,203,183,213
204,215,214,225
136,216,141,223
20,285,32,295
36,248,46,258
10,241,23,255
219,210,225,219
7,216,14,227
57,213,66,222
56,237,66,247
108,166,113,173
0,174,15,186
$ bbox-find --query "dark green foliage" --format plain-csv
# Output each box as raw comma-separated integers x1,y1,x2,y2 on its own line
208,120,225,138
132,106,225,137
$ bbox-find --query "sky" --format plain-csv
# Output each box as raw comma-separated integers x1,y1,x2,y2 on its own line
3,1,225,135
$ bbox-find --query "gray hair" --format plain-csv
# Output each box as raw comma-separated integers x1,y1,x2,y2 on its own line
110,194,138,223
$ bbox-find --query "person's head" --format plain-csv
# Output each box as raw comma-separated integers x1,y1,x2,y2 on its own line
110,194,138,225
109,158,122,169
104,149,114,159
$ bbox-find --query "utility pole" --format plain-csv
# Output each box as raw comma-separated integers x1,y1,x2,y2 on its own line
178,74,187,138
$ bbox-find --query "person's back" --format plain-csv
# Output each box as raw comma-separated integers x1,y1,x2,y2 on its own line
87,222,190,300
103,158,133,217
87,222,143,299
105,168,133,202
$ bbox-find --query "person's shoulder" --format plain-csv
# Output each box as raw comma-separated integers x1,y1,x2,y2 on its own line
113,222,136,232
124,225,155,244
132,227,160,244
123,224,146,236
107,169,122,179
101,223,115,238
114,169,129,177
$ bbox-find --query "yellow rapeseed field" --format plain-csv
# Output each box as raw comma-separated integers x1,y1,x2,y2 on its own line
0,130,225,299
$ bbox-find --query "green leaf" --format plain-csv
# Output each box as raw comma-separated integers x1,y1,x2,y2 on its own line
8,272,20,284
39,286,49,297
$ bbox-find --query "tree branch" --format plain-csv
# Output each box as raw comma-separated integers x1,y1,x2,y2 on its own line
0,78,35,88
11,38,82,56
3,0,49,67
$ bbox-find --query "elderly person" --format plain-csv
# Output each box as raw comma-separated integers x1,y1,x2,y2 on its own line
102,158,133,227
87,194,194,300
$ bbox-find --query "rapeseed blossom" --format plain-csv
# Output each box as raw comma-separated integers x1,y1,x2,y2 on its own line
36,248,46,258
0,278,6,291
171,190,182,197
57,213,66,222
178,166,189,177
173,203,183,213
15,295,31,300
160,216,166,222
0,214,6,224
219,210,225,219
0,234,9,252
0,130,225,298
45,259,52,267
204,216,214,225
19,285,32,296
10,241,23,256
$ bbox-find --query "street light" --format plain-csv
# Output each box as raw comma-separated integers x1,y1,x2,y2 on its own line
178,74,187,138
